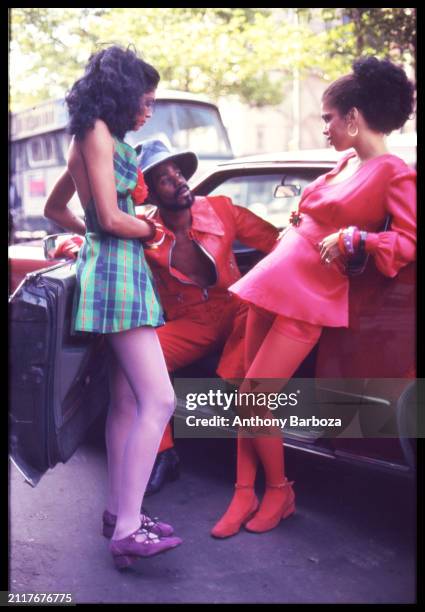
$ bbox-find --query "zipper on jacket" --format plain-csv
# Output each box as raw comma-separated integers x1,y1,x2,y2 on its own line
168,237,196,287
168,235,218,295
191,236,218,287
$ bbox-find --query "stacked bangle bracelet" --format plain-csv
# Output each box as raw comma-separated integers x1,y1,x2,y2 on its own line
139,217,166,248
344,226,357,255
144,221,166,249
338,228,347,255
338,226,368,256
358,230,368,253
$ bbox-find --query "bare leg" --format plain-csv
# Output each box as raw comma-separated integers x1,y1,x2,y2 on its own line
107,326,175,540
105,353,136,516
106,311,222,512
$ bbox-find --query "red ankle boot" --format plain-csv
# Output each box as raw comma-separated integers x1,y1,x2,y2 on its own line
244,479,295,533
211,484,259,539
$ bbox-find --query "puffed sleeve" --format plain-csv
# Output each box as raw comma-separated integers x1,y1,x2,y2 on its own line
365,169,416,277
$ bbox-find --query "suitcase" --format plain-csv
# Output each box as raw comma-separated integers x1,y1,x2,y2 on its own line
9,262,110,486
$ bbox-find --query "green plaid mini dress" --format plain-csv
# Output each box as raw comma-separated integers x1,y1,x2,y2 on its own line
72,137,164,334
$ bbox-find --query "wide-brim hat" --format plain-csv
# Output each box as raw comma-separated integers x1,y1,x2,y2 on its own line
136,138,198,182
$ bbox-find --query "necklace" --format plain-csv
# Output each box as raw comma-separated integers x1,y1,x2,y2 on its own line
349,155,363,169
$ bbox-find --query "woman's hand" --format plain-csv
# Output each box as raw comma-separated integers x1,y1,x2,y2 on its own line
317,231,342,265
51,235,84,260
136,215,166,248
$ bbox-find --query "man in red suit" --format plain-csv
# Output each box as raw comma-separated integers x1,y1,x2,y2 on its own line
130,139,279,494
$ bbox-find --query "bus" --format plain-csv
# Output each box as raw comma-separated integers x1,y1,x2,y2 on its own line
9,90,234,241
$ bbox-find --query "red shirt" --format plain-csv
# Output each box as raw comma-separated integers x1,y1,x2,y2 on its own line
144,195,279,320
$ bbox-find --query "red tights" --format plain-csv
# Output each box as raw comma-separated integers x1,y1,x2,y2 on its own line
238,305,322,485
211,306,322,536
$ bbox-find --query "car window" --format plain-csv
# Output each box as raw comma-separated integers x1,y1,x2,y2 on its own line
171,104,230,157
11,141,26,172
26,134,61,168
126,101,232,159
208,170,326,227
59,131,72,159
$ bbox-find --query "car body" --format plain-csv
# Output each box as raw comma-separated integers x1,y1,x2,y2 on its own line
9,146,416,485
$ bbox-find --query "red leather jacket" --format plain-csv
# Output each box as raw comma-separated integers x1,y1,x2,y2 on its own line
144,196,279,319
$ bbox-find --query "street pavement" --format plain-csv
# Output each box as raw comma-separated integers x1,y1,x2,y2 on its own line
9,431,416,604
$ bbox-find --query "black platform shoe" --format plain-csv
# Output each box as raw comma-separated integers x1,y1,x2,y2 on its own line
145,448,180,496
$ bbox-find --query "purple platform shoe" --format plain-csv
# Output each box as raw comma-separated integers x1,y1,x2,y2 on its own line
102,508,174,539
109,528,182,570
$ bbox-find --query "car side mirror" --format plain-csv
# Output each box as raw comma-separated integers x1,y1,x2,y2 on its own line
43,233,75,260
273,184,302,198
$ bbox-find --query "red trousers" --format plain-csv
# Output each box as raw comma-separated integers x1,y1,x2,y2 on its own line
157,296,245,451
158,296,242,371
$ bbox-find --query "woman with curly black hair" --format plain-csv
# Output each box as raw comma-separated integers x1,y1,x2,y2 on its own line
212,56,416,538
45,45,182,569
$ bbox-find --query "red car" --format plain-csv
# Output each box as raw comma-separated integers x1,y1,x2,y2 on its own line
9,148,416,485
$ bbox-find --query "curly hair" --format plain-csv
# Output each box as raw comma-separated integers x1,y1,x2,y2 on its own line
322,56,415,134
65,45,160,140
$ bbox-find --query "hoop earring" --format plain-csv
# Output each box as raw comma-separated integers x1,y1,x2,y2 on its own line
348,125,358,138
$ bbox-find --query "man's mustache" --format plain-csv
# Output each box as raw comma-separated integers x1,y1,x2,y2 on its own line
175,184,190,197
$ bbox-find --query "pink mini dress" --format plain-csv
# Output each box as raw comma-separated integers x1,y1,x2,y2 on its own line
230,152,416,328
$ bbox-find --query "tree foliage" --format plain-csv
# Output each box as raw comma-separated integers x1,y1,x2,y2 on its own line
319,8,416,76
9,7,416,111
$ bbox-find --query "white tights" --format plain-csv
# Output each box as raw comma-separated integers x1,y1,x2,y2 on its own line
105,326,175,540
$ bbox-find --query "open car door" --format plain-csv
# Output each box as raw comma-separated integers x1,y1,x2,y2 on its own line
9,262,110,486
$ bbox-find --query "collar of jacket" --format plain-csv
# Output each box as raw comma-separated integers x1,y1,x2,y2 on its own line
151,196,225,237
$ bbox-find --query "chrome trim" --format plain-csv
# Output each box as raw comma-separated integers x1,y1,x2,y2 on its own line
283,442,335,459
317,385,391,406
9,456,39,487
282,428,324,443
334,449,411,473
9,261,72,303
9,277,27,303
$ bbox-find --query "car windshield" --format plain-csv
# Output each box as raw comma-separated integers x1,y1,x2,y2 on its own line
208,170,326,228
126,101,232,159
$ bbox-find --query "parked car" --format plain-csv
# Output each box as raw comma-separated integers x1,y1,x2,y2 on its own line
9,147,416,485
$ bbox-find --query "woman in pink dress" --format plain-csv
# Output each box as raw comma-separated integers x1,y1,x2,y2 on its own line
211,56,416,538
